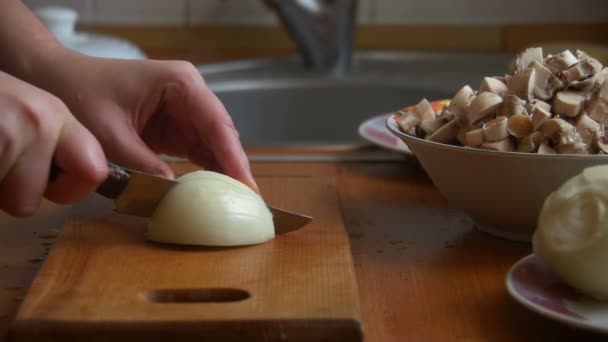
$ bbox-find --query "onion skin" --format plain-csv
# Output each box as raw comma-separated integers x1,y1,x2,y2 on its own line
534,165,608,299
148,171,275,246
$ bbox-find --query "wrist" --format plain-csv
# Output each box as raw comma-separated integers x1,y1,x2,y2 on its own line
19,43,78,87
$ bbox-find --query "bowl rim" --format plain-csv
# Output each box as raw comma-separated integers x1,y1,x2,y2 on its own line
386,114,608,161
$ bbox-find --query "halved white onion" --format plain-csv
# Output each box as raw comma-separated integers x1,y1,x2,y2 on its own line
534,165,608,299
148,171,274,246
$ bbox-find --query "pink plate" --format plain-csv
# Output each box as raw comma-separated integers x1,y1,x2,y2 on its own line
358,113,412,155
506,254,608,334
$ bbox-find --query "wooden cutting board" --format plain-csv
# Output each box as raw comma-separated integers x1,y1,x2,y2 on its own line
9,176,362,341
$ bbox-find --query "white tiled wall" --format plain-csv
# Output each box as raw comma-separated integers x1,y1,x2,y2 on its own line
23,0,608,25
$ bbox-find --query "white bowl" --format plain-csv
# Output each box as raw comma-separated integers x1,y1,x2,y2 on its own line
386,114,608,242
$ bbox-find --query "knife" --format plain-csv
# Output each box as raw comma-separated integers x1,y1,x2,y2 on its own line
51,163,312,234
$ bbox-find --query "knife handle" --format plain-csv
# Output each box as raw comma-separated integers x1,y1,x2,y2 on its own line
49,162,131,200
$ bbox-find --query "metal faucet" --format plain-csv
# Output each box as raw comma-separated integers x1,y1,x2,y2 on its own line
267,0,358,73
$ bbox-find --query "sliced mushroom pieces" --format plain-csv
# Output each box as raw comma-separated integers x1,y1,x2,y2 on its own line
412,98,436,121
586,95,608,124
553,131,583,146
577,50,603,75
468,92,503,124
538,142,557,154
569,77,602,94
425,118,459,144
538,118,575,139
397,113,421,135
594,136,608,154
554,142,588,155
545,50,578,75
393,47,608,155
464,127,484,147
526,99,552,113
419,117,449,136
507,114,533,138
553,91,587,117
530,61,563,100
531,106,552,131
499,94,527,117
516,47,543,71
597,80,608,101
448,85,475,124
563,62,592,83
479,77,508,95
518,131,545,153
480,138,514,152
482,116,509,142
509,67,536,101
575,113,602,145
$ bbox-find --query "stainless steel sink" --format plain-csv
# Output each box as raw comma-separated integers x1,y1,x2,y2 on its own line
199,51,514,147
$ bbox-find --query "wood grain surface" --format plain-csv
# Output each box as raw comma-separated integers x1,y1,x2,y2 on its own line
9,176,362,342
1,158,608,341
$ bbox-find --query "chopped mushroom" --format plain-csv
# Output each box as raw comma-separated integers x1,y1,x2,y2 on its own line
597,80,608,100
587,99,608,124
538,143,557,154
468,92,503,124
586,82,608,123
563,62,593,83
553,91,587,117
507,114,533,138
482,116,509,142
577,50,603,75
393,48,608,155
516,47,544,71
531,106,552,131
526,99,552,113
499,94,527,117
570,76,603,94
594,136,608,154
538,118,577,145
412,98,436,121
545,50,578,75
509,68,536,101
518,131,545,153
464,128,484,147
530,61,563,100
419,116,450,136
448,85,476,124
479,77,508,95
554,142,588,154
480,138,514,152
575,113,602,145
397,112,421,135
425,119,459,144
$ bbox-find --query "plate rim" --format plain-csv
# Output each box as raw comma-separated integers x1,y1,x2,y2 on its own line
357,112,413,155
506,254,608,334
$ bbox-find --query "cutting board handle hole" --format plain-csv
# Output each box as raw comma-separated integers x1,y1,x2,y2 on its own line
145,288,250,303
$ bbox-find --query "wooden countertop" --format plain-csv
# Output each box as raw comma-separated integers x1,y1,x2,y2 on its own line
0,151,606,341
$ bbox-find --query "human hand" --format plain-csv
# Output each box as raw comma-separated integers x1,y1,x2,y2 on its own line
0,71,107,216
34,51,258,192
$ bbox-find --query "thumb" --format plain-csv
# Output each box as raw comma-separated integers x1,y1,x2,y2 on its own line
102,123,174,179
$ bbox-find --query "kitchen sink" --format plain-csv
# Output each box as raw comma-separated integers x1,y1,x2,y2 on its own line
199,51,514,147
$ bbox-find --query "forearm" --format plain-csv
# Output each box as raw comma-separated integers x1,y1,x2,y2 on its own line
0,0,66,83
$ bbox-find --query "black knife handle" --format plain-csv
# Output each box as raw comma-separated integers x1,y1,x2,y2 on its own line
49,162,131,200
97,163,131,199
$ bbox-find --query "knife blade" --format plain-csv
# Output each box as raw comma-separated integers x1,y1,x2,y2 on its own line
91,163,312,234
